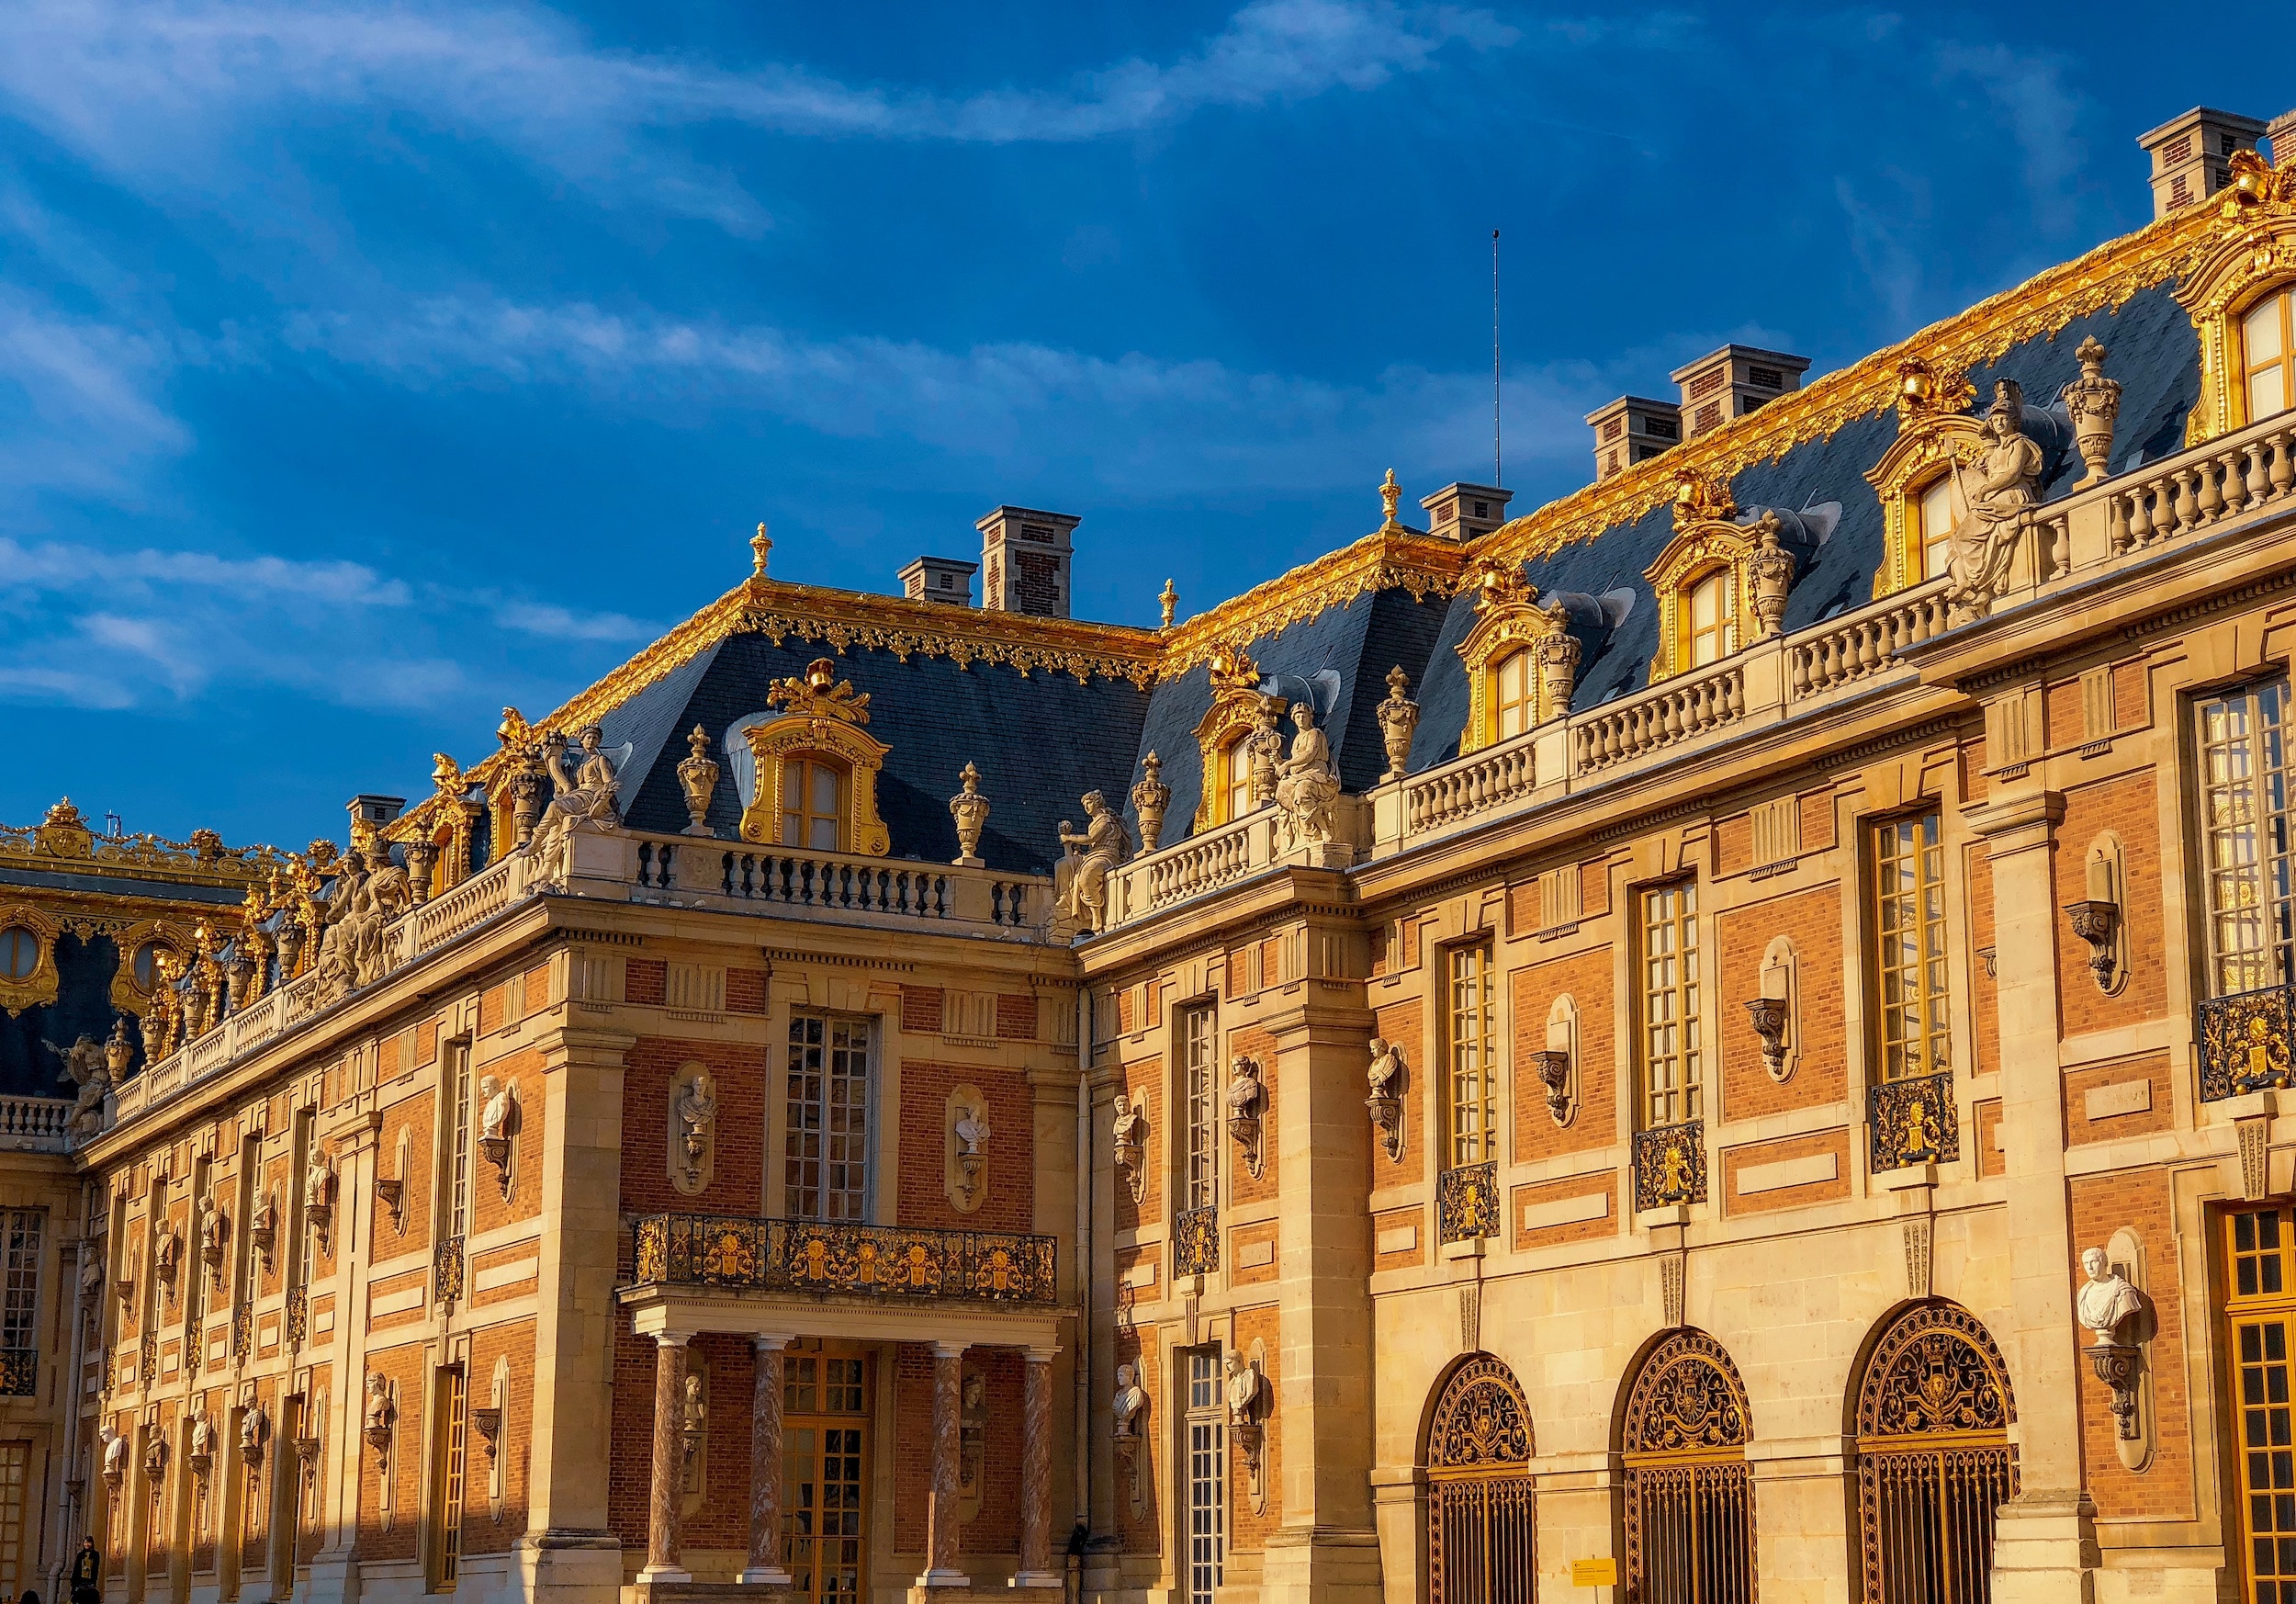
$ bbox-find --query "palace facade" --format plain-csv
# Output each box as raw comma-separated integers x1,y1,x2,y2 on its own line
0,101,2292,1604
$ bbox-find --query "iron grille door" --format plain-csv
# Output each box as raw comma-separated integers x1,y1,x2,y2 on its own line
1428,1475,1535,1604
1624,1460,1755,1604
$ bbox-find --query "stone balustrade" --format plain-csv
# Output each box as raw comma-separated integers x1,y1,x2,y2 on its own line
110,830,1054,1133
0,1096,74,1153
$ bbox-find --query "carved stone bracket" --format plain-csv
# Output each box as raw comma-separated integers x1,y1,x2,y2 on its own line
2085,1341,2142,1441
1746,997,1789,1080
1532,1050,1571,1124
478,1077,517,1200
946,1084,990,1215
375,1176,404,1236
471,1406,503,1462
1226,1350,1269,1516
2064,899,2122,990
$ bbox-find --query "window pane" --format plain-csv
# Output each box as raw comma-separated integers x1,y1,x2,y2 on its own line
1919,477,1955,579
1874,813,1953,1080
2249,295,2287,363
2198,679,2295,996
1447,945,1495,1164
1640,883,1702,1125
1184,1005,1218,1209
812,764,839,818
2253,365,2290,424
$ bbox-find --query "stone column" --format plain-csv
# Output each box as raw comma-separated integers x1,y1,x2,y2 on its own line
1259,986,1383,1604
1968,787,2099,1603
1016,1346,1062,1587
640,1333,692,1583
743,1335,793,1586
918,1341,969,1587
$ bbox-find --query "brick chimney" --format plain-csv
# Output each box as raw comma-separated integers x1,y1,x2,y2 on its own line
1669,345,1811,442
1419,483,1514,542
1584,397,1682,482
2138,107,2266,218
898,556,979,605
977,507,1079,618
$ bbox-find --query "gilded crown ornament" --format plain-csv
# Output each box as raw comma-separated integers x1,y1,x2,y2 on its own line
1464,554,1534,610
766,658,872,724
1671,470,1738,530
1893,356,1975,419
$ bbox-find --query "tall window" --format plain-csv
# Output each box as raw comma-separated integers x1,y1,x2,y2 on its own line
443,1041,473,1245
1491,650,1534,742
1186,1350,1226,1604
1686,570,1736,667
1181,1005,1219,1211
783,1350,868,1604
787,1013,872,1222
1916,476,1955,580
2227,1206,2296,1604
427,1365,468,1592
1446,945,1496,1166
0,1442,25,1602
2197,679,2295,996
1874,813,1953,1080
0,1211,39,1355
1222,737,1253,823
2245,288,2296,424
1639,883,1703,1127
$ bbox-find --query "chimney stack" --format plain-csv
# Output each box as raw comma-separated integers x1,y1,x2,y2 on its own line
977,506,1080,618
1584,397,1683,482
1670,345,1811,442
2138,107,2267,219
1419,483,1514,542
898,556,979,605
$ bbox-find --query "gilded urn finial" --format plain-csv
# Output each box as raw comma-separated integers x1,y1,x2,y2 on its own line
1379,469,1402,529
750,522,773,578
1159,579,1178,630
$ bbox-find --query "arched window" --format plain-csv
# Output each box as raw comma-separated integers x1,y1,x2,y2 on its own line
1491,650,1534,743
1620,1329,1755,1604
1914,475,1956,581
1222,734,1255,823
0,930,35,982
2244,287,2296,424
1852,1301,2016,1604
1424,1354,1535,1604
780,757,846,852
1685,570,1737,668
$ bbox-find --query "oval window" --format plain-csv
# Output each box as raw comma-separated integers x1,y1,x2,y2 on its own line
0,928,38,980
132,941,165,989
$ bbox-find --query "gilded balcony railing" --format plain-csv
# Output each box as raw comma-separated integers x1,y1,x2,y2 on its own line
0,1349,35,1397
1631,1122,1707,1211
628,1214,1059,1306
1868,1071,1960,1171
2200,981,2296,1102
1171,1207,1220,1277
1436,1161,1499,1244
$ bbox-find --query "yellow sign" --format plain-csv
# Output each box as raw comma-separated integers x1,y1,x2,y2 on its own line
1571,1558,1619,1588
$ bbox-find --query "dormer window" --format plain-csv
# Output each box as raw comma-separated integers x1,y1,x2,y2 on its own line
2243,287,2295,423
780,756,846,851
1685,570,1737,668
1915,475,1956,581
1222,735,1254,824
1491,650,1534,743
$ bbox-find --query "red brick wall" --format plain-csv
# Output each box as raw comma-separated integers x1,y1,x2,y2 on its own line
1720,1128,1851,1216
1511,948,1614,1163
1965,840,1998,1078
1231,1304,1280,1547
902,986,943,1034
474,1044,545,1235
1371,999,1426,1192
1230,1025,1278,1205
621,1037,769,1214
464,1316,538,1553
359,1342,424,1559
2069,1169,2193,1519
896,1061,1034,1231
2055,772,2167,1036
726,967,767,1013
1117,1059,1161,1232
996,994,1038,1040
1718,884,1844,1122
626,958,667,1007
2063,1052,2174,1146
1512,1172,1616,1251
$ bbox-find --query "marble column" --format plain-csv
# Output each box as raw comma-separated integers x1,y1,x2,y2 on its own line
742,1335,793,1586
1016,1346,1062,1587
918,1341,969,1587
639,1333,692,1583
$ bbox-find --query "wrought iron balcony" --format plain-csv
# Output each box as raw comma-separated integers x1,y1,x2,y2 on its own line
2200,981,2295,1102
1869,1071,1960,1171
1632,1121,1707,1211
1172,1207,1219,1277
1436,1161,1499,1244
628,1214,1058,1306
0,1350,34,1397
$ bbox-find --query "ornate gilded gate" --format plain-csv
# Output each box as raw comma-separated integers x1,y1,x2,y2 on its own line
1426,1354,1536,1604
1853,1303,2017,1604
1620,1330,1756,1604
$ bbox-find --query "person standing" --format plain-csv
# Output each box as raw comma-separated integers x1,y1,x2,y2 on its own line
69,1535,100,1604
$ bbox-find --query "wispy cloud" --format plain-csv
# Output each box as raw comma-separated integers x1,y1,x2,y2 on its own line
0,0,1517,227
285,292,1613,493
493,601,658,643
1932,40,2087,234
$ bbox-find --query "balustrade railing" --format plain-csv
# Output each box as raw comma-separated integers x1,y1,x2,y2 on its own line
2109,417,2296,557
1787,580,1952,702
2200,981,2296,1103
1574,663,1746,774
1867,1071,1960,1171
0,1097,73,1151
628,1213,1059,1305
1406,741,1536,835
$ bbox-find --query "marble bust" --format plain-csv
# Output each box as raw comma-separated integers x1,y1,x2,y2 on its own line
2077,1247,2144,1342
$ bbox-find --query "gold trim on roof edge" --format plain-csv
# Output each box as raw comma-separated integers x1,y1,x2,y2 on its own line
1158,525,1467,678
1469,200,2227,572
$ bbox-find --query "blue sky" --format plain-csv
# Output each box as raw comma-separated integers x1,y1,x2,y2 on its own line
0,1,2287,848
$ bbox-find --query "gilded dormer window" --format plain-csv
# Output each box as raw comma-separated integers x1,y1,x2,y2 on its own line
1683,568,1737,668
1455,559,1577,754
1192,645,1279,831
1866,363,1983,598
2242,287,2295,424
2178,149,2296,444
1643,475,1774,680
733,658,892,857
